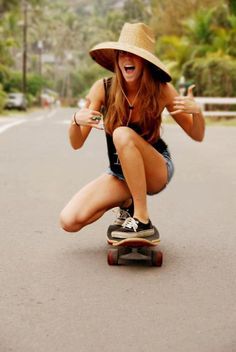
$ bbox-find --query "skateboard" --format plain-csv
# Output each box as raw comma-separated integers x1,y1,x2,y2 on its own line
106,226,163,266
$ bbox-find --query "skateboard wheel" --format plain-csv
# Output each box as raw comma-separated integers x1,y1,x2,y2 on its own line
107,249,119,265
151,250,163,267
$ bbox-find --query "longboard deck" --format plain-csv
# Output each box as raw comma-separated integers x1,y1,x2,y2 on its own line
106,225,162,266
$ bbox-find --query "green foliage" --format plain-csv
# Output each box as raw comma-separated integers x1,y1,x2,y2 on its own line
155,3,236,95
106,10,125,38
150,0,222,36
0,84,7,113
183,9,214,44
229,0,236,14
123,0,151,23
3,70,48,98
26,93,38,106
0,11,20,67
0,0,236,103
27,73,47,96
3,71,22,92
71,63,108,98
183,56,236,96
156,35,191,82
180,5,236,56
0,0,19,14
0,64,10,85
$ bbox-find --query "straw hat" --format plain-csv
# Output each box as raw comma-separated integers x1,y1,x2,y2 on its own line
89,22,172,82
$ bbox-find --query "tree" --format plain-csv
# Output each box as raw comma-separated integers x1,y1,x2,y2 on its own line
183,56,236,96
154,2,236,96
0,0,19,15
124,0,151,23
228,0,236,14
150,0,222,36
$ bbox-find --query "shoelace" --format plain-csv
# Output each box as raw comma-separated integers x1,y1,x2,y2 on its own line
122,217,138,232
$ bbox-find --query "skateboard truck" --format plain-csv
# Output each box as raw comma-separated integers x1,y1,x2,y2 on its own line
107,227,163,266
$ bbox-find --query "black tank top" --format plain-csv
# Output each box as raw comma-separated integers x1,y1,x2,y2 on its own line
103,78,168,175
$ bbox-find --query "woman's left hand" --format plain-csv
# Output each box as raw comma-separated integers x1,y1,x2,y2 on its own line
171,85,201,115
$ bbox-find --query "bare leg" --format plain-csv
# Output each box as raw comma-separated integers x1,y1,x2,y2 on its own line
60,174,131,232
113,127,168,223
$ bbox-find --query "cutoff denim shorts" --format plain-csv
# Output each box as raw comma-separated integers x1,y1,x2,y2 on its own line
106,148,174,195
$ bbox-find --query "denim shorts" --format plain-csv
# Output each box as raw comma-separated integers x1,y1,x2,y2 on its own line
106,149,174,195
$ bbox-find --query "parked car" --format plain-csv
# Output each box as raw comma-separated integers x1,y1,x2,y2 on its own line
5,93,27,110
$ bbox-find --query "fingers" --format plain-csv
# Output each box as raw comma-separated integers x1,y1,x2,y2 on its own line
90,111,102,119
170,109,182,116
167,84,198,116
91,116,101,121
89,110,103,127
89,115,104,130
187,84,195,97
170,99,200,115
170,97,185,115
81,109,102,121
171,88,198,115
174,84,196,101
172,98,188,113
173,101,185,110
73,108,103,129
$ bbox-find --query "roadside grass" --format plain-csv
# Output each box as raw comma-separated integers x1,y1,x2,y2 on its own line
0,107,41,118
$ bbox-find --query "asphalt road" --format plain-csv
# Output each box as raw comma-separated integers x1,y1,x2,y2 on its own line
0,108,235,352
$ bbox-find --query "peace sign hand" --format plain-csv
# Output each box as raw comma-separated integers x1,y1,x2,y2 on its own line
171,85,201,116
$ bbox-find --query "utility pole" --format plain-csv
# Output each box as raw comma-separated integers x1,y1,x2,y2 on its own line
22,0,28,94
37,40,43,76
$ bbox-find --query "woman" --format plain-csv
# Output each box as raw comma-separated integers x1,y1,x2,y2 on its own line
60,22,205,238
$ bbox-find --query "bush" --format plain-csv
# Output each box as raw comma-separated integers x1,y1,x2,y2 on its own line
0,84,7,113
183,55,236,96
4,70,49,98
3,71,22,93
27,73,47,97
0,64,10,86
70,63,107,98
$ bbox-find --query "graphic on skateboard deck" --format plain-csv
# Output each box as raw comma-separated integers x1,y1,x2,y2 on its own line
107,226,163,266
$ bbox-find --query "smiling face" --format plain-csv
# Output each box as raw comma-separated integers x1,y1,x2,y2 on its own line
117,50,144,84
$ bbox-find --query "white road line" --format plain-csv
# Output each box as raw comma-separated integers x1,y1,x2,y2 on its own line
56,120,70,124
32,109,58,122
0,119,27,135
0,109,59,134
34,115,44,121
47,109,57,118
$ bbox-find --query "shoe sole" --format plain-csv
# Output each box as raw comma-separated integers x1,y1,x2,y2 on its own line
111,227,155,239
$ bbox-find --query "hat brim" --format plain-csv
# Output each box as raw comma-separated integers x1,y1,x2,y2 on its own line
89,42,172,82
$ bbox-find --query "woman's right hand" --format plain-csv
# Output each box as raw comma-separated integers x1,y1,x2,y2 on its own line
73,107,103,130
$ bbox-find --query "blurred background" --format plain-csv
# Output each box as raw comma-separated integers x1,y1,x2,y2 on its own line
0,0,235,112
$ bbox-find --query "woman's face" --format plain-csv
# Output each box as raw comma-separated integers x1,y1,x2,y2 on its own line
118,51,144,84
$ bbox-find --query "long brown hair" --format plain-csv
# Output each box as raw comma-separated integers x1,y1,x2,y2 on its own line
105,57,164,144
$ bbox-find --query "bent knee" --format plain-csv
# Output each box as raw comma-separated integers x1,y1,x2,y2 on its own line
113,126,136,151
59,210,83,233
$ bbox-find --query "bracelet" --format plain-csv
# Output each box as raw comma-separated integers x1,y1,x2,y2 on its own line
73,113,80,126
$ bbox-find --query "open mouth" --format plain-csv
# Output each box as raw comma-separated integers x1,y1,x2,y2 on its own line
124,65,135,73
